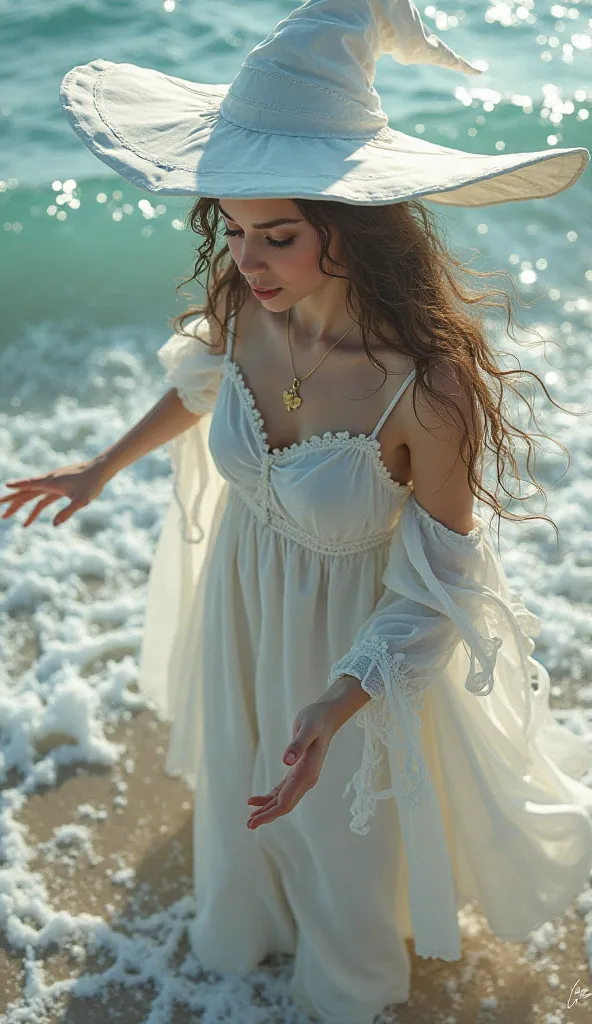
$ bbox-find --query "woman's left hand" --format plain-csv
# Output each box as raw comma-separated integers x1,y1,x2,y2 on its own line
247,702,337,829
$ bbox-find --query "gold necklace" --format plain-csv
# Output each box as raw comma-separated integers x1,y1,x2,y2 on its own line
282,307,357,411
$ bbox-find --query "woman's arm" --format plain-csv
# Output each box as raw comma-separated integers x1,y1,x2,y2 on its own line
318,363,478,731
95,387,202,482
0,388,204,527
2,304,229,526
102,294,230,479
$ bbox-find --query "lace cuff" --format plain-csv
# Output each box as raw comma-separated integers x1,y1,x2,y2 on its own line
329,637,398,698
329,638,427,835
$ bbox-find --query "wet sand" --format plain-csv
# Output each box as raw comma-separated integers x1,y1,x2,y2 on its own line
1,707,590,1024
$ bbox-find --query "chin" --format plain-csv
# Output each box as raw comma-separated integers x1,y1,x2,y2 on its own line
256,292,292,310
269,295,293,310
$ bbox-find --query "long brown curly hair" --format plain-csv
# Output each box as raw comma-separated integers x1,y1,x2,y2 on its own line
170,195,581,547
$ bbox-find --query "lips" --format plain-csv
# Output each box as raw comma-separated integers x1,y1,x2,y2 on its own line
251,285,282,298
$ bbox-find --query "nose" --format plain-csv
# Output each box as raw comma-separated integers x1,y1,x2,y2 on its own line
235,241,268,277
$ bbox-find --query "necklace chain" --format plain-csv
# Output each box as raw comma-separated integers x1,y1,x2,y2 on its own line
282,307,357,412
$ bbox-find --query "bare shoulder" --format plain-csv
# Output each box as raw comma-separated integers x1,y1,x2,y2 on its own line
398,359,476,446
399,360,480,535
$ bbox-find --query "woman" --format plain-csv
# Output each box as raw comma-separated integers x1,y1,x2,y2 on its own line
3,2,592,1022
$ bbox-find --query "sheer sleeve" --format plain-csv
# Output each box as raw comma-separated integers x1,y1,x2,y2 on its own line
329,492,541,836
325,492,552,960
155,317,226,546
157,315,225,416
137,319,229,763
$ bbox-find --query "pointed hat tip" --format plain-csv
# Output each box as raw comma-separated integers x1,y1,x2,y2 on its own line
376,0,486,76
391,45,485,76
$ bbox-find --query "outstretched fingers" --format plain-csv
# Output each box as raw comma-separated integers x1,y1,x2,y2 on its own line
0,489,79,527
0,480,64,508
1,476,59,493
22,494,62,527
0,489,47,517
247,758,317,829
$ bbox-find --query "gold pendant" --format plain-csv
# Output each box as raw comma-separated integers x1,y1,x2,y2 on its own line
283,378,302,411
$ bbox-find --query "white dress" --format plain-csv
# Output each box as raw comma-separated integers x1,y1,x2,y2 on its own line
138,313,592,1024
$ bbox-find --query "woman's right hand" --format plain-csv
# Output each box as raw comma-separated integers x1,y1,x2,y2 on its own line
0,459,112,528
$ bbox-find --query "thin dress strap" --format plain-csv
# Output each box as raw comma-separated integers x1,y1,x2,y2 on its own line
370,367,417,440
226,310,237,360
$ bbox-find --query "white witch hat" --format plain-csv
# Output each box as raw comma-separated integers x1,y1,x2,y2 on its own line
60,0,588,207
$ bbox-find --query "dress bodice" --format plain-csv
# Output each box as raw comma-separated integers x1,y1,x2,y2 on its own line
208,353,416,555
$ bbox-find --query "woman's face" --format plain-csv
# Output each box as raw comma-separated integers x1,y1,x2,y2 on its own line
217,197,344,310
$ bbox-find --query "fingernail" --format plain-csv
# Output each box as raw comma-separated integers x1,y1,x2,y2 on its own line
285,752,296,765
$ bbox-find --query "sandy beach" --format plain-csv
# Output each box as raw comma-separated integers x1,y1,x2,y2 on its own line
1,695,591,1024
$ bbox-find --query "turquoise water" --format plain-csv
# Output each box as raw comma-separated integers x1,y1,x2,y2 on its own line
0,0,590,345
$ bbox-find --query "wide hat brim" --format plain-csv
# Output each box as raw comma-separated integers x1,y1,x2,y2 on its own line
60,60,589,208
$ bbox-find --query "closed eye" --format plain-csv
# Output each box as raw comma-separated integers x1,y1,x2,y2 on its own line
222,227,295,249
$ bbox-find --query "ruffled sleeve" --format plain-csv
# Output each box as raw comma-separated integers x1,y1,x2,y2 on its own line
158,315,225,416
329,493,539,835
326,492,546,960
136,319,229,759
155,317,227,547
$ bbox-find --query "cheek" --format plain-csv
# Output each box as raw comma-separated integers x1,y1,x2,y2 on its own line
283,246,323,284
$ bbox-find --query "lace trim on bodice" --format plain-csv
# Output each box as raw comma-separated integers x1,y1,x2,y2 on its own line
230,485,403,557
224,356,410,496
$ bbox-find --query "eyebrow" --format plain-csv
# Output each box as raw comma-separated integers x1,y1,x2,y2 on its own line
218,204,302,230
